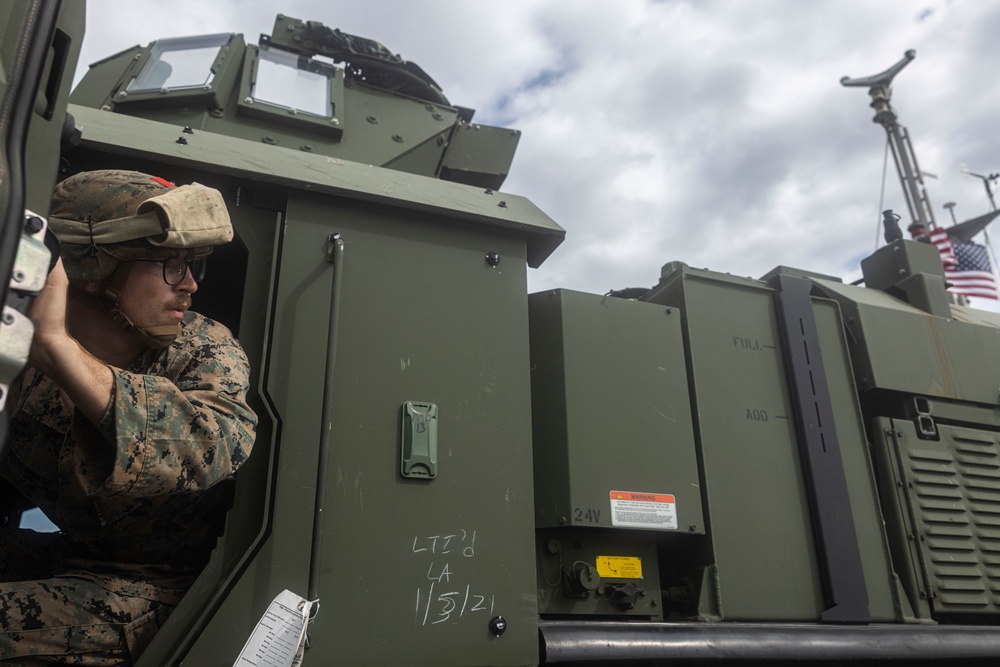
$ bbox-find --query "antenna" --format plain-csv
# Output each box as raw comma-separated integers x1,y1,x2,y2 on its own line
960,165,999,211
943,201,957,225
842,51,937,234
840,49,915,90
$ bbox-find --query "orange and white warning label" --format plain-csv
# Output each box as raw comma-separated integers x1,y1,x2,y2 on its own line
609,491,677,530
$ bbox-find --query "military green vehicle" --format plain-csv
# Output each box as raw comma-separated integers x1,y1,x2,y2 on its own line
4,2,1000,665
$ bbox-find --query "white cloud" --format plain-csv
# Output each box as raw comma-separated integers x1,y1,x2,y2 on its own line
76,0,1000,308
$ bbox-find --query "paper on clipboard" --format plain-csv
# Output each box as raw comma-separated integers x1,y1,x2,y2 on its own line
233,589,318,667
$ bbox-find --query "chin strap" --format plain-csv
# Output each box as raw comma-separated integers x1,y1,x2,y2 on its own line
100,261,180,350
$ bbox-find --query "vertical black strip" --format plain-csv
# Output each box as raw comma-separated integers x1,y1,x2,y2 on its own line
774,273,870,623
308,233,344,603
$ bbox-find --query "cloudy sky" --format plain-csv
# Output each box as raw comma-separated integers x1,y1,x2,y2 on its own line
74,0,1000,305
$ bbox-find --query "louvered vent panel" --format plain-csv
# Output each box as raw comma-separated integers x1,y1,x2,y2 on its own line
905,427,1000,613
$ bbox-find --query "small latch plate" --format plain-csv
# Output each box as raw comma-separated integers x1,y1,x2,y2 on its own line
401,401,438,479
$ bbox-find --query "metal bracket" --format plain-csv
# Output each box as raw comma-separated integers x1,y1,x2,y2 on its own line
773,274,870,624
0,211,53,412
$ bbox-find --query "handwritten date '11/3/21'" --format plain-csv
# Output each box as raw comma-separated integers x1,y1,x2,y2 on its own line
412,530,494,627
415,581,495,627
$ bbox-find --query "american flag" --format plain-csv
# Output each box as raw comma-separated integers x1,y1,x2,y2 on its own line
929,228,998,299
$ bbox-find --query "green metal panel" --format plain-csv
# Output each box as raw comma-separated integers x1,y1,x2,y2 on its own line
1,0,85,214
309,194,536,666
182,190,539,666
528,289,703,534
337,81,457,170
870,416,932,620
71,36,493,179
647,268,823,620
181,197,328,665
814,278,1000,402
878,419,1000,616
67,104,564,268
439,122,521,190
646,266,899,622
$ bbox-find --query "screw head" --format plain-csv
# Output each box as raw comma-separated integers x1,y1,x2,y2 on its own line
485,252,501,267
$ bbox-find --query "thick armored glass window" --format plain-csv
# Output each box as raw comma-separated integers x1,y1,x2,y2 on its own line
251,47,333,117
127,33,231,93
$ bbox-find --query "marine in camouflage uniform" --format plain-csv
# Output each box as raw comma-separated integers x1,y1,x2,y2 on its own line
0,170,257,664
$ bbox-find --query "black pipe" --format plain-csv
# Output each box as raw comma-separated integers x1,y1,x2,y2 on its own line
307,233,344,603
540,621,1000,662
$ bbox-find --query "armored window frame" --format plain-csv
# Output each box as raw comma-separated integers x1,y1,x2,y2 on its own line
114,33,243,111
236,44,344,138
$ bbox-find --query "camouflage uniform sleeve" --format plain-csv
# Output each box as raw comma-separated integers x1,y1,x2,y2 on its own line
93,332,257,496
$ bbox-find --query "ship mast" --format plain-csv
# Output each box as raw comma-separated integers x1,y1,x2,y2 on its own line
841,50,938,234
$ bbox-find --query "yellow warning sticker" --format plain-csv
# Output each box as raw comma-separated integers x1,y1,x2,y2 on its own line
595,555,643,579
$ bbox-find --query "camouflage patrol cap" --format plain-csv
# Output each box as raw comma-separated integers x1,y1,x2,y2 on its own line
50,169,233,281
51,169,175,225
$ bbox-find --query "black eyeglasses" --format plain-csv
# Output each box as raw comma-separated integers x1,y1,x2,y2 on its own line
138,257,207,286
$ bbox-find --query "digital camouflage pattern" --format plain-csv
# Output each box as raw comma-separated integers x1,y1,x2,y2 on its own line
50,170,176,283
0,311,257,664
0,527,169,665
50,170,175,226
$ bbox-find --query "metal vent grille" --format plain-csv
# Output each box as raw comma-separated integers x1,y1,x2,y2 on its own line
904,426,1000,613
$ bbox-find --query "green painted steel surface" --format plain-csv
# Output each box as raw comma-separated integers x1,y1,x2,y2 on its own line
649,268,825,620
645,266,898,622
528,289,703,534
172,191,539,666
67,104,563,268
873,417,1000,618
816,278,1000,402
0,0,85,214
70,23,521,190
283,193,537,665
